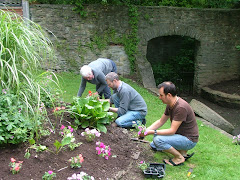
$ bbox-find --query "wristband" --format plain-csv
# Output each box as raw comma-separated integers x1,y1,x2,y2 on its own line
154,130,157,136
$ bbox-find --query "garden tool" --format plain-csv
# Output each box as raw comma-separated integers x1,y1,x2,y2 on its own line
187,168,193,177
131,137,150,143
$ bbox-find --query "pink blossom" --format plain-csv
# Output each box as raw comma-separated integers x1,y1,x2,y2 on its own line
60,125,65,130
10,158,16,163
48,171,53,174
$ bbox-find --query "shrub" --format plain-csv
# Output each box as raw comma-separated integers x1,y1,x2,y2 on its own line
68,94,114,133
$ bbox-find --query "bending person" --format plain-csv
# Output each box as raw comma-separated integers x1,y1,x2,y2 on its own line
77,58,117,99
140,81,199,166
105,72,147,128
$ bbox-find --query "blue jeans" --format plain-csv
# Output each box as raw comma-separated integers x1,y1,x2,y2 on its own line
111,93,146,127
98,60,117,99
150,134,197,151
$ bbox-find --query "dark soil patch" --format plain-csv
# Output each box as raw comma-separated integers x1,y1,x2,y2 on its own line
208,79,240,96
0,109,154,180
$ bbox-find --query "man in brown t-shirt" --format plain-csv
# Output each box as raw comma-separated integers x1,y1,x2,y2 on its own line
140,81,199,166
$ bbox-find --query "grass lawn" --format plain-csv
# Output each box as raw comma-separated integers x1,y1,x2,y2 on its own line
56,72,240,180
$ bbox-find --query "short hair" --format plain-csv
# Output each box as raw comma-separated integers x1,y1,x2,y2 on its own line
105,72,119,82
158,81,177,96
80,65,92,77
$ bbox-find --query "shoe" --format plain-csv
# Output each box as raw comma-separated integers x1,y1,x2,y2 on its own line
142,118,146,125
163,159,184,166
183,152,195,161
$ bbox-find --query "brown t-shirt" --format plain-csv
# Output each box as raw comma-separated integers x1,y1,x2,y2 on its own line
165,97,199,142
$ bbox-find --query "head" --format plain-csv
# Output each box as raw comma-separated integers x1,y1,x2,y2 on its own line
157,81,177,104
80,65,94,80
105,72,120,90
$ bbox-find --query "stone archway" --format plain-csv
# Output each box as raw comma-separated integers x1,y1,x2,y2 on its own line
146,35,200,95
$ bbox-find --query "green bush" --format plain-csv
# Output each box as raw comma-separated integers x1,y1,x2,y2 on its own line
0,89,32,144
68,94,114,133
0,10,60,143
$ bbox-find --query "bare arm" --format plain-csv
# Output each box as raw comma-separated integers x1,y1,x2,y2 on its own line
143,114,183,136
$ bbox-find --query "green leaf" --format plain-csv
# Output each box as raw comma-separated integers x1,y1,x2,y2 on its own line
54,140,62,151
24,151,31,159
0,136,4,141
61,137,71,146
97,123,107,133
29,138,35,145
102,101,110,111
81,121,89,128
85,104,94,110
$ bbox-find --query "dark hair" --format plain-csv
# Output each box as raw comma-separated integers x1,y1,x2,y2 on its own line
157,81,177,96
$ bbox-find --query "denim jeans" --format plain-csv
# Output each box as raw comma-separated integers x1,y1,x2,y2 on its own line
97,85,112,99
111,93,146,127
150,134,197,151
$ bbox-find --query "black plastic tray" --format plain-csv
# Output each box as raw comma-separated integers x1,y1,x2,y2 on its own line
143,163,166,179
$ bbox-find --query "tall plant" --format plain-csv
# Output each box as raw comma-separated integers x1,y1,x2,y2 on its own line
0,10,60,143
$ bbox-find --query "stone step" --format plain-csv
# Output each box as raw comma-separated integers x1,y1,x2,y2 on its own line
190,99,235,134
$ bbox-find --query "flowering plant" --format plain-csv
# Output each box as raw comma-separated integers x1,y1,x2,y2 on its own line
87,91,99,100
96,141,111,160
54,125,82,154
81,128,101,142
9,158,23,174
42,170,57,180
132,121,148,137
138,161,149,171
68,154,84,168
232,134,240,145
67,171,95,180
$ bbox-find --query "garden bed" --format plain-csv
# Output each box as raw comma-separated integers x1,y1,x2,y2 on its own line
0,108,154,180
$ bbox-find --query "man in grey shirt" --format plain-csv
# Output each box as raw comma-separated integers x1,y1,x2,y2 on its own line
105,72,147,128
77,58,117,99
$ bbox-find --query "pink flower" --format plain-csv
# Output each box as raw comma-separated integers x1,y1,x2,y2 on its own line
60,125,65,130
68,126,73,132
10,158,16,163
100,142,105,148
48,171,53,174
14,166,20,171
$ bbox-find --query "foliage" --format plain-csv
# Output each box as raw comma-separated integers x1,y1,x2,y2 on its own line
0,89,32,144
9,158,23,174
81,128,101,142
152,37,195,86
96,141,111,160
42,171,57,180
67,171,95,180
0,10,61,143
30,0,238,9
24,138,48,159
138,161,149,171
54,125,82,153
68,154,84,168
132,121,148,136
68,93,114,133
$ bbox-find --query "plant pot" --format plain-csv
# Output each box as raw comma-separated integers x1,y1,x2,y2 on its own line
143,163,166,179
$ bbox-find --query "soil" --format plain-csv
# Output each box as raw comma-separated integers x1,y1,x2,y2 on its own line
0,109,155,180
0,79,239,180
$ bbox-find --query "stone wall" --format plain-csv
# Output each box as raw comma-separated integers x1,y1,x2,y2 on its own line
30,4,240,92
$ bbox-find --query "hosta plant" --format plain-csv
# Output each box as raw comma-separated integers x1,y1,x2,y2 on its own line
68,93,114,133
